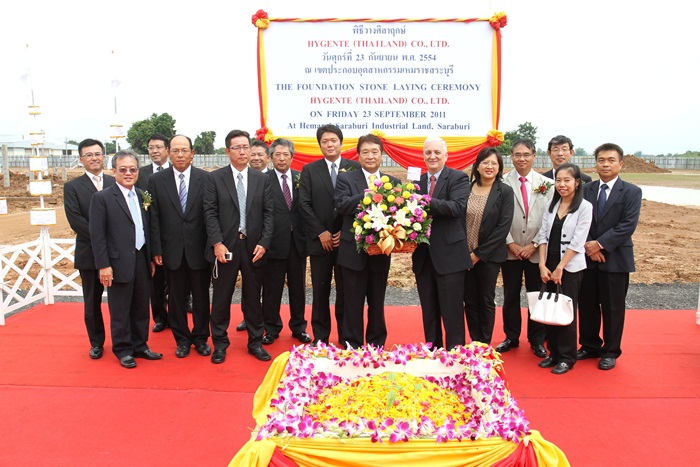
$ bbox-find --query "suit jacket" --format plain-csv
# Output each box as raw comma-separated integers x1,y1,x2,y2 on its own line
298,157,361,256
542,168,592,184
203,166,274,264
266,169,306,260
538,199,593,273
148,166,210,271
89,184,150,283
470,179,514,264
583,178,642,272
335,170,400,272
503,169,553,263
135,163,167,191
64,173,116,270
411,167,472,275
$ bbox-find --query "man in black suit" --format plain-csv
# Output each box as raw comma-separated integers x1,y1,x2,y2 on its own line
260,138,311,345
541,135,593,184
203,129,274,363
412,136,472,350
148,135,212,358
89,150,163,368
578,143,642,370
136,134,170,333
235,139,273,333
64,138,115,359
336,134,399,349
298,124,360,345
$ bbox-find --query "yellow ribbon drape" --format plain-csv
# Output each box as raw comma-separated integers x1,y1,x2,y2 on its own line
377,225,407,255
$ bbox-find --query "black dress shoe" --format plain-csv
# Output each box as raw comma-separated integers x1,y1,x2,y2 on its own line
576,348,599,360
211,349,226,364
195,343,212,356
120,355,136,369
495,339,519,353
152,322,167,333
235,320,247,332
262,334,278,345
531,345,548,358
175,345,190,358
552,362,571,375
598,357,616,370
248,346,272,361
292,332,312,344
134,349,163,360
538,356,556,368
89,346,103,359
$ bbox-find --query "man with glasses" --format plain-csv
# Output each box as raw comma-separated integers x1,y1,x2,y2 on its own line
542,135,592,183
496,138,551,357
203,130,274,363
136,134,170,333
64,139,115,359
89,150,163,368
148,135,212,359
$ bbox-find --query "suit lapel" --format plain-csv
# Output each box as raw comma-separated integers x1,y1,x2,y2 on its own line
321,159,335,197
432,168,448,198
483,181,501,217
508,171,527,215
600,180,623,220
270,171,286,206
291,170,300,210
113,186,134,224
79,174,97,194
186,168,202,214
223,168,240,211
353,170,369,194
585,181,600,220
164,169,184,218
245,171,256,216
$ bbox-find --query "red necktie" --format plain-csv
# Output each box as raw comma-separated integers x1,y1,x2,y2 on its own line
519,176,529,220
429,175,436,198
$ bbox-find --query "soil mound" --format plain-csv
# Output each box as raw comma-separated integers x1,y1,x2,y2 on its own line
622,155,670,174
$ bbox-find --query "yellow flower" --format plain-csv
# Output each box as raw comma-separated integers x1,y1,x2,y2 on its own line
362,214,371,223
380,204,388,211
406,183,415,190
387,195,395,203
402,191,410,198
383,182,392,190
364,222,372,229
380,175,390,183
362,197,372,205
353,221,359,228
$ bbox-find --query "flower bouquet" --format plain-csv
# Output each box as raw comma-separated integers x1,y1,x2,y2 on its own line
354,176,432,255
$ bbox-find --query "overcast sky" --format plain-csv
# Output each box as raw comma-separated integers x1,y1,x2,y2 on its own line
1,0,698,155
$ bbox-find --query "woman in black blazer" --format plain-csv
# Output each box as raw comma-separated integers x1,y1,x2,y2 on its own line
464,147,514,345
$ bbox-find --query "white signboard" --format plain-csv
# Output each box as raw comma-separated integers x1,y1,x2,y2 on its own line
30,208,57,225
29,180,52,196
0,198,7,215
261,21,494,138
29,157,49,172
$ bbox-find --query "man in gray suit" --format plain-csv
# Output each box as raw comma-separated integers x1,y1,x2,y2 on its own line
496,139,552,357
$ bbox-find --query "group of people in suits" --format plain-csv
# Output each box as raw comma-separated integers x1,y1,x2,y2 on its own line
66,128,641,374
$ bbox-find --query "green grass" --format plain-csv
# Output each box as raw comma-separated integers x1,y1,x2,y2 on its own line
609,172,700,189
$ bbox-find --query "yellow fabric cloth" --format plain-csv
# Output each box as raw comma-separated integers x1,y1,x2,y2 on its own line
230,352,570,467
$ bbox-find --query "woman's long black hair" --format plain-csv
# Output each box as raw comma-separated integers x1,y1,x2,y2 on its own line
548,162,584,213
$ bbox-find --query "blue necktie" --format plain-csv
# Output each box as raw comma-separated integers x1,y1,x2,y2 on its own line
597,184,608,216
330,162,337,188
178,173,187,214
237,173,246,235
128,190,145,250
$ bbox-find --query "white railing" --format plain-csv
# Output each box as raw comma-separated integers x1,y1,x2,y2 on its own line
1,228,80,324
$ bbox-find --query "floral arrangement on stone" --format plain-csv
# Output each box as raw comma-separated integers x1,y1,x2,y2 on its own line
354,177,432,255
255,343,531,444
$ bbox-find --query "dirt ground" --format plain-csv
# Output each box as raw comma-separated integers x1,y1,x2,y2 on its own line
1,158,699,285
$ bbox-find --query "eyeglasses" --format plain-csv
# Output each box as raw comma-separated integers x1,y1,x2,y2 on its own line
117,167,138,174
512,152,533,159
230,145,250,152
170,149,191,155
480,160,499,167
147,145,165,150
82,152,103,159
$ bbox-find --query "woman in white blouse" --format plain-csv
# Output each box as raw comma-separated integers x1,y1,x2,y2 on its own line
536,163,592,375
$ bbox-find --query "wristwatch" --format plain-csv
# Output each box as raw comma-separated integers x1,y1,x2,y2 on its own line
532,241,540,248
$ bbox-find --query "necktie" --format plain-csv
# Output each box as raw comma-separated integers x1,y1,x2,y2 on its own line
519,176,529,220
128,190,145,250
178,173,187,214
429,175,436,198
282,174,292,210
598,184,608,216
156,166,163,172
237,173,246,235
92,175,102,191
330,162,338,188
368,174,377,188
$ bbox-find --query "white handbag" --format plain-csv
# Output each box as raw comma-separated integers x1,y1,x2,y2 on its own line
527,284,574,326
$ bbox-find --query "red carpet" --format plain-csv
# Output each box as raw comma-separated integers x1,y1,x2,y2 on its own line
1,303,698,466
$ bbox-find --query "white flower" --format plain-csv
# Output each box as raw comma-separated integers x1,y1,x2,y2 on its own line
404,198,419,214
412,222,422,232
393,208,412,227
367,204,389,230
364,222,373,229
355,225,363,235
